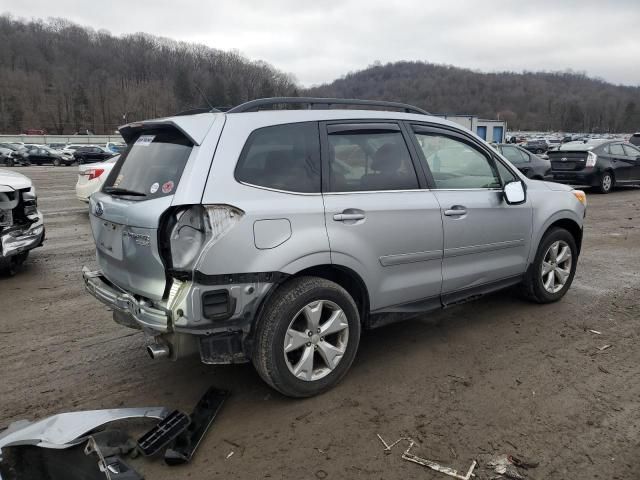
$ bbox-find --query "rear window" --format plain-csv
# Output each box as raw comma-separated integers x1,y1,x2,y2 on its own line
235,122,321,193
103,129,192,199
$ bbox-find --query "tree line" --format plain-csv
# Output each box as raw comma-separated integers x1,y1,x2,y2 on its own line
307,61,640,133
1,15,639,134
0,15,298,134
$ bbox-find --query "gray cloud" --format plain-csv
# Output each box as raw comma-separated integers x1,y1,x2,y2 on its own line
3,0,639,86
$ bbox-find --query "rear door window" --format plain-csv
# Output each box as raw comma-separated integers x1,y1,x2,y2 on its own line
104,129,193,198
326,125,419,192
235,122,321,193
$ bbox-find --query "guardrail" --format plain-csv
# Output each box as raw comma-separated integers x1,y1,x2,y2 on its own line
0,134,124,145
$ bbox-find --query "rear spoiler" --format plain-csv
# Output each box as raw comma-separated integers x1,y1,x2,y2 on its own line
119,113,219,146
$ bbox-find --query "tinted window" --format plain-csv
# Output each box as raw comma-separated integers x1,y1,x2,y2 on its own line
104,129,192,199
622,144,640,156
414,133,500,189
501,146,528,164
327,128,418,192
609,144,625,155
235,122,320,193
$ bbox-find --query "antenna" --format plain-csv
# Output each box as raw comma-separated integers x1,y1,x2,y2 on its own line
194,83,214,111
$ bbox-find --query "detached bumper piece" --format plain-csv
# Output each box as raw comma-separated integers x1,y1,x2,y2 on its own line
164,387,229,466
0,388,229,479
136,410,190,457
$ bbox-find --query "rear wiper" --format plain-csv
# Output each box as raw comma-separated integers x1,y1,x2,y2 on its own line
103,186,147,197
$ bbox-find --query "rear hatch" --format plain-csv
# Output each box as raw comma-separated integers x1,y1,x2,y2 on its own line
89,124,205,300
547,149,588,172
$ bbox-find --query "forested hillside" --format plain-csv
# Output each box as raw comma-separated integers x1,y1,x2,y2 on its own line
0,16,297,134
306,61,640,132
1,15,639,134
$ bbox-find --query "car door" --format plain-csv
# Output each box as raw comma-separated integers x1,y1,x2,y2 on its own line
409,125,533,303
622,144,640,182
608,143,631,181
321,121,443,312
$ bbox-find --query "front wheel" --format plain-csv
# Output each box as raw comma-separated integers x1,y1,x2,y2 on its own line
253,276,361,398
520,227,578,303
53,158,61,167
598,171,614,194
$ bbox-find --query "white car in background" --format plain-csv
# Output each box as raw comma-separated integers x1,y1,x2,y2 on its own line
75,156,118,203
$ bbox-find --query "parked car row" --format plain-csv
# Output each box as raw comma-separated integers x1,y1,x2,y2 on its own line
0,143,117,166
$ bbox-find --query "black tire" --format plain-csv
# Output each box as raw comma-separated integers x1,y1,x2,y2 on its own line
52,158,61,166
4,252,29,277
536,148,544,154
252,276,361,398
6,158,14,167
520,227,578,303
597,171,614,194
77,157,84,165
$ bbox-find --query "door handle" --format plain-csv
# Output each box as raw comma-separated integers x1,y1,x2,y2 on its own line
333,213,365,221
444,206,467,216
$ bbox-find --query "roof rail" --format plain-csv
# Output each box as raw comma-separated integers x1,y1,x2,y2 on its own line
226,97,429,115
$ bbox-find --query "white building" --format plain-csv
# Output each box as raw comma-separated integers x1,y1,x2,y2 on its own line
433,114,506,143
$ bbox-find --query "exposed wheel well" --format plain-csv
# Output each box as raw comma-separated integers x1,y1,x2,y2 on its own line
545,219,583,254
292,265,370,324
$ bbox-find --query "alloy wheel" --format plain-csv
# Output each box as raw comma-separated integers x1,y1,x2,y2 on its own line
283,300,349,382
601,174,612,192
541,240,572,294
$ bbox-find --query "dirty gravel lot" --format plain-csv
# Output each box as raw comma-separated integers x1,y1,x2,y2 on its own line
1,166,638,479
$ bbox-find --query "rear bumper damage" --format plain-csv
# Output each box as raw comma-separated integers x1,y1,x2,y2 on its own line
82,267,279,364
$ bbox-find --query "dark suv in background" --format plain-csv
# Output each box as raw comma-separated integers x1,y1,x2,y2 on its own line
548,140,640,193
73,146,114,164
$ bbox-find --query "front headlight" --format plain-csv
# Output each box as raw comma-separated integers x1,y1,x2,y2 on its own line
572,190,587,206
585,151,597,167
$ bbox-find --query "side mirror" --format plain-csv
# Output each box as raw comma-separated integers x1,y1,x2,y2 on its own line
504,180,526,205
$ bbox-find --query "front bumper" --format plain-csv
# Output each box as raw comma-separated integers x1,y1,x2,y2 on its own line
0,214,45,259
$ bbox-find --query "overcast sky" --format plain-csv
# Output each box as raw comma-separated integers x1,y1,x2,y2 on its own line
3,0,640,87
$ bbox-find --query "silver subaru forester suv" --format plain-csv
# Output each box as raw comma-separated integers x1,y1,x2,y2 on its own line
83,97,586,397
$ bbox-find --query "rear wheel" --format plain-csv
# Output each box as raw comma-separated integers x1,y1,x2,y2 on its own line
253,276,361,398
597,171,614,194
520,228,577,303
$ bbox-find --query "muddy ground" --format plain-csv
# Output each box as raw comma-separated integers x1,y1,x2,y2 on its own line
0,166,638,479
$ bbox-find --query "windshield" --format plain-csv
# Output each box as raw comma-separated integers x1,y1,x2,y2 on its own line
103,129,192,199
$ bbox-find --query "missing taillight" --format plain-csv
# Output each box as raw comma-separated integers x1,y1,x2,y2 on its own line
160,205,244,272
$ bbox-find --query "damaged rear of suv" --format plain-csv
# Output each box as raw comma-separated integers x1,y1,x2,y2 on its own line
0,170,45,274
84,97,586,398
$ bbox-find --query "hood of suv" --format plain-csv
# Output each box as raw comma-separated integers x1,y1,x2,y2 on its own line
0,169,32,190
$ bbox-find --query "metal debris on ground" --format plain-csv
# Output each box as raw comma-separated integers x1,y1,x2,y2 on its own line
482,452,539,479
377,434,476,479
588,329,602,335
597,344,612,351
